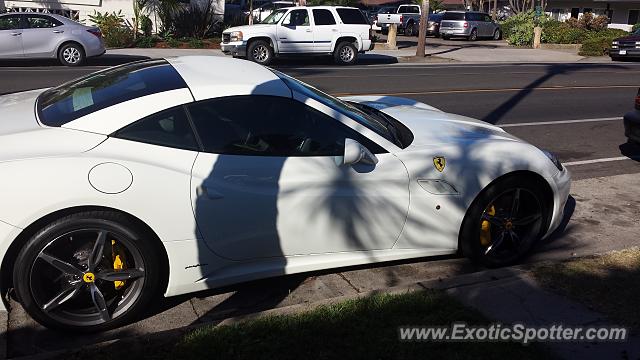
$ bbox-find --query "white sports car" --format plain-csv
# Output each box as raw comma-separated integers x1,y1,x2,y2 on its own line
0,57,570,331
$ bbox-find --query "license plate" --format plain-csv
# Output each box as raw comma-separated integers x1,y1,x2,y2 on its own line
620,50,627,55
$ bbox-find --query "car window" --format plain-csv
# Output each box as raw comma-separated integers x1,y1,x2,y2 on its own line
0,15,22,30
37,59,188,127
26,15,62,28
483,14,492,22
336,8,368,24
442,12,465,20
398,5,419,14
313,9,336,25
378,7,396,14
113,106,199,151
261,8,287,24
282,9,310,26
187,96,384,157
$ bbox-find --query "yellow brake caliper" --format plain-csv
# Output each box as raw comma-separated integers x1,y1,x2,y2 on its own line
111,240,126,290
480,205,496,247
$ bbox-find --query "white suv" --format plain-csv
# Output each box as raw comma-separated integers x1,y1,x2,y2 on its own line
221,6,373,65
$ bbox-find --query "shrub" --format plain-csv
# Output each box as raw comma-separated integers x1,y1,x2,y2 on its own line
135,35,157,48
88,11,134,48
565,13,609,31
542,21,586,44
500,11,551,46
140,15,153,36
172,0,218,38
633,23,640,32
579,36,611,56
187,37,205,48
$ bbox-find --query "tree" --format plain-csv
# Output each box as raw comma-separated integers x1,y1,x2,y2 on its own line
508,0,534,14
132,0,149,40
415,0,429,57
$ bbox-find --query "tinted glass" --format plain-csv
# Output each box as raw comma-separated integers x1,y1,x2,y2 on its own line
113,106,198,151
187,96,383,156
283,9,309,26
483,14,492,22
313,9,336,25
442,12,465,20
336,8,368,24
469,13,482,21
378,7,396,14
38,60,187,127
398,5,419,14
0,15,22,30
428,13,443,21
26,15,61,28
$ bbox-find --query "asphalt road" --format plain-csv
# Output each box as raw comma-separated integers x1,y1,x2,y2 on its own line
2,59,640,357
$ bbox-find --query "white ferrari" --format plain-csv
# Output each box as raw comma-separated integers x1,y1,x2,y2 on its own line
0,57,570,331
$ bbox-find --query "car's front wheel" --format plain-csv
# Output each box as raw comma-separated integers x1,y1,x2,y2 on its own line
460,175,550,268
334,41,358,65
58,43,85,66
493,29,501,40
13,211,164,332
247,40,274,65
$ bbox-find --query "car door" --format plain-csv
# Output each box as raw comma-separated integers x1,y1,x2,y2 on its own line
276,9,314,53
0,14,24,58
312,9,337,53
188,95,410,261
21,15,64,58
482,14,493,37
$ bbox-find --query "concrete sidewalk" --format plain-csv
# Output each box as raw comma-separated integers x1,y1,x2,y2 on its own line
105,44,606,64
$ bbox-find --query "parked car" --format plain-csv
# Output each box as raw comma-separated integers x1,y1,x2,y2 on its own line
221,6,373,65
372,6,396,33
610,28,640,61
377,4,422,36
247,1,296,23
0,12,105,66
623,88,640,143
426,12,444,37
439,11,501,41
0,56,570,331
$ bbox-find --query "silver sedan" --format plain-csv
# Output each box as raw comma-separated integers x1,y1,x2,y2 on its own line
0,12,105,66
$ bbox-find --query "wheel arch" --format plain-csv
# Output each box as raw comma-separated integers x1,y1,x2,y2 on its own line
1,205,170,300
56,40,86,58
456,170,555,251
247,36,278,54
332,36,359,52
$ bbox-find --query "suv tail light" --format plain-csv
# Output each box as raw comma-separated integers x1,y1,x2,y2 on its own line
400,15,404,24
87,29,102,38
635,88,640,110
463,21,469,28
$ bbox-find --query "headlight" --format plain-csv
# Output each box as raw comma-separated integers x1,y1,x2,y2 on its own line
229,31,243,42
612,41,619,45
542,150,563,171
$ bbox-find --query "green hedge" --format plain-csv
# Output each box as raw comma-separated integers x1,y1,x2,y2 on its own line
579,36,612,56
633,23,640,32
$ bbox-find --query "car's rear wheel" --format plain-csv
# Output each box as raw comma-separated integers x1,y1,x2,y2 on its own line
247,40,274,65
469,28,478,41
334,41,358,65
493,29,501,40
460,175,549,268
58,43,85,67
405,22,416,36
442,34,450,40
13,211,164,332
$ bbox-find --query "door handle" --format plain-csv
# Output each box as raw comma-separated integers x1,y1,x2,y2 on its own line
331,28,338,32
53,30,64,33
305,29,312,32
10,32,21,36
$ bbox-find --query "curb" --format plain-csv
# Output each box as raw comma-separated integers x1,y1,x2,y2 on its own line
11,266,530,360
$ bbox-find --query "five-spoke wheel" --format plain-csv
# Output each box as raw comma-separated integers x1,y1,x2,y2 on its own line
13,211,163,331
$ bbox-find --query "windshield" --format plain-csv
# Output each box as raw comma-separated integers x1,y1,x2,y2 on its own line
272,70,411,148
261,9,288,24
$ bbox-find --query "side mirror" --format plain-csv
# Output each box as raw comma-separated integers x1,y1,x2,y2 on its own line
341,138,378,166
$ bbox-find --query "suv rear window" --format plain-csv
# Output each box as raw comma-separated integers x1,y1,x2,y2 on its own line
37,60,187,127
336,8,368,24
442,12,465,20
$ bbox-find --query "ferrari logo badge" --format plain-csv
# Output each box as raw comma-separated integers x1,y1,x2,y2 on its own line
433,156,446,172
83,272,95,283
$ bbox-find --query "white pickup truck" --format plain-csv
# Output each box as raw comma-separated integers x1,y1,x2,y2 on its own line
376,4,422,36
221,6,373,65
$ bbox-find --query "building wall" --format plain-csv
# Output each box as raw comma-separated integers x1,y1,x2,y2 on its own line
546,0,640,30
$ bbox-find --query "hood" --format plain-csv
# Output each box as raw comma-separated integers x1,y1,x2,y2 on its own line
342,95,519,149
615,33,640,42
224,24,275,34
0,89,107,163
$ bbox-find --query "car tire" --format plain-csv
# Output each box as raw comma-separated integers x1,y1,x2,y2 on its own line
469,28,478,41
493,29,501,40
459,175,550,268
334,41,358,65
247,39,274,65
405,22,416,36
13,211,165,332
610,56,622,62
58,43,86,67
442,34,450,40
